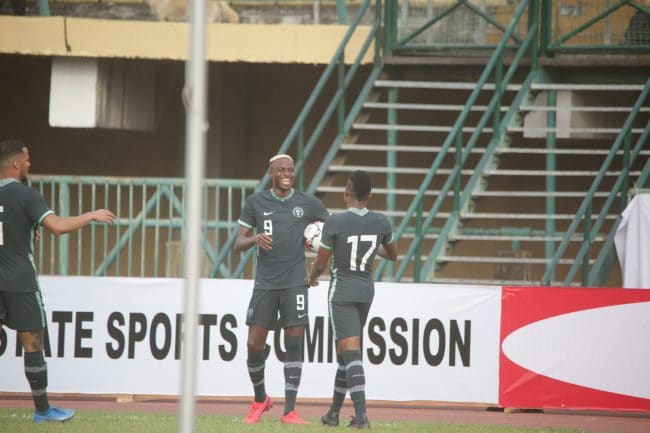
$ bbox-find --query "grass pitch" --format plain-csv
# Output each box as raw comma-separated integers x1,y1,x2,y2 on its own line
1,408,589,433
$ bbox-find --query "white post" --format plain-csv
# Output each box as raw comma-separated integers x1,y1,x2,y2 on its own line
179,0,208,430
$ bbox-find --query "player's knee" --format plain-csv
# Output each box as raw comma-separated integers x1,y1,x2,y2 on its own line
247,338,265,354
283,325,304,338
19,330,45,352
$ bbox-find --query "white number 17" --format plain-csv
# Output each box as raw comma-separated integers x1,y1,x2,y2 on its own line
347,234,377,272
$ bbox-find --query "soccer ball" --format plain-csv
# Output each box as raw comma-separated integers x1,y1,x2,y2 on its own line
304,221,324,252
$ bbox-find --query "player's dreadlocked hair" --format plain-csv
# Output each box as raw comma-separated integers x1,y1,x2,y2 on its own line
349,170,372,201
0,139,26,166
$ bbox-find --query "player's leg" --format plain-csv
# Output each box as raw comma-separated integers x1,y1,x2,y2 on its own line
321,353,345,427
247,325,270,403
279,287,309,424
336,302,371,429
321,302,349,427
243,290,276,424
19,329,50,412
6,291,74,423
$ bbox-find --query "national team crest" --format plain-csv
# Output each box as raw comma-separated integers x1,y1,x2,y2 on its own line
292,206,304,218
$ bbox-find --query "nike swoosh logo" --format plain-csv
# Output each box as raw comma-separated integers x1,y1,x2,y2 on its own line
298,313,307,319
263,211,274,216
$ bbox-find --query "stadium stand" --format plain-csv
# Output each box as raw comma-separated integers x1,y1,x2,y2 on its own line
0,0,648,286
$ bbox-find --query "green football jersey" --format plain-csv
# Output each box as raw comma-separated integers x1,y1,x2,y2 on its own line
320,208,394,303
0,178,54,292
238,188,329,290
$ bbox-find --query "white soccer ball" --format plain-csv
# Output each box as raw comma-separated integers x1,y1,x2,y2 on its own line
304,221,324,252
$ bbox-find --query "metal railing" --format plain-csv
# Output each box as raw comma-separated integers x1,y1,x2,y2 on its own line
383,0,650,54
30,176,257,277
541,0,650,53
385,0,524,52
18,0,650,53
542,78,650,286
375,0,540,282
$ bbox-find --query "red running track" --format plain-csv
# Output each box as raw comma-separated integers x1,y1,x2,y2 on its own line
1,393,649,433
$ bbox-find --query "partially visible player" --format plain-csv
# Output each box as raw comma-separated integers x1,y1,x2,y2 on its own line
0,139,116,423
234,154,329,424
308,169,397,429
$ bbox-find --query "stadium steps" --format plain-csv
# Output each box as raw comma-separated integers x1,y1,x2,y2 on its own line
314,68,649,286
428,80,650,285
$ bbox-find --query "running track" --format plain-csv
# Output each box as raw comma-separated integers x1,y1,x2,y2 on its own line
2,393,649,433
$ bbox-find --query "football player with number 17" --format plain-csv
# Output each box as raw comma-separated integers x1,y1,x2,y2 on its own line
308,170,397,429
234,154,329,425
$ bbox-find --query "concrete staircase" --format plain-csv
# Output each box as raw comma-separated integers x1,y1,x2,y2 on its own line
313,65,650,286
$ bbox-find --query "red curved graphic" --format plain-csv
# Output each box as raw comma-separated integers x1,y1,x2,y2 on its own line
499,286,650,411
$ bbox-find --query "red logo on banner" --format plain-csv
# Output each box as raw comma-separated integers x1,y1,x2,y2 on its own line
499,286,650,411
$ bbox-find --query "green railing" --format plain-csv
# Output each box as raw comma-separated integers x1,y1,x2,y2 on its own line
29,176,257,277
384,0,525,53
541,0,650,53
381,0,650,54
208,0,384,277
542,78,650,286
375,0,539,282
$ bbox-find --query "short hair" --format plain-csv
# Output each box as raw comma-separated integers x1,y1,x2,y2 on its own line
268,154,293,165
349,170,372,201
0,139,26,166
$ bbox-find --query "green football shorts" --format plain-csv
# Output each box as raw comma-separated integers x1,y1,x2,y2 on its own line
0,290,47,331
246,286,309,329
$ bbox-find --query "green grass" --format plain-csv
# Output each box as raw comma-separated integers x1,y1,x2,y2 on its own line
0,408,592,433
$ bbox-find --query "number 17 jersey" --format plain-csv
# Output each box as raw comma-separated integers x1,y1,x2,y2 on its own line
320,208,394,303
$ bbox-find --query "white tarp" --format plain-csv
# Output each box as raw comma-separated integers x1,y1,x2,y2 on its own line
0,277,502,404
615,194,650,288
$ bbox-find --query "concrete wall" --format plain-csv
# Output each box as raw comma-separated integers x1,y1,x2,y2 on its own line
0,53,371,179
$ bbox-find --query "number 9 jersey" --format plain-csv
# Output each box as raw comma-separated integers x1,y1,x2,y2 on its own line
238,188,329,290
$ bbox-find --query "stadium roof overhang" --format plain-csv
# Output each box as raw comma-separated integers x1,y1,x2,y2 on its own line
0,16,374,64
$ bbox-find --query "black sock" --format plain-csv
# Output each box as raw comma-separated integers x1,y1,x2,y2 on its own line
283,335,304,415
24,351,49,412
329,355,346,416
247,348,266,403
341,350,367,422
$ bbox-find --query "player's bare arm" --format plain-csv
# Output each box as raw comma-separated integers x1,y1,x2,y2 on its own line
377,241,398,261
234,225,273,253
308,247,331,286
42,209,116,235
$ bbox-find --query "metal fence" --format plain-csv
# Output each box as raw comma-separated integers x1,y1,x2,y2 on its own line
385,0,650,52
543,0,650,51
29,176,257,278
393,0,524,48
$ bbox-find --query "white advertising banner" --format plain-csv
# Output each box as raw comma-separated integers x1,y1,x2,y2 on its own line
0,277,501,404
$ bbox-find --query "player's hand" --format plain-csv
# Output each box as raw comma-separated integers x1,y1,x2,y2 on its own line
308,277,319,287
304,240,313,251
92,209,116,224
255,233,273,251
